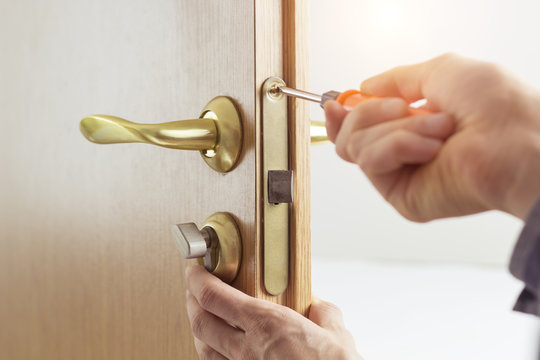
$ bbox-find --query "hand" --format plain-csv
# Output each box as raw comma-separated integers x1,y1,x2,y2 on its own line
185,265,362,360
325,53,540,221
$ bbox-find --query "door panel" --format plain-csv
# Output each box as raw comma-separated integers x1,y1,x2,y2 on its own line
0,0,309,359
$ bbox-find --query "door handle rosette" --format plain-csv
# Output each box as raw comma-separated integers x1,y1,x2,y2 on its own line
80,96,242,173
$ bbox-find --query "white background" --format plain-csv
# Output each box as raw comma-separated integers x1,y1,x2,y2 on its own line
309,1,540,359
310,0,540,266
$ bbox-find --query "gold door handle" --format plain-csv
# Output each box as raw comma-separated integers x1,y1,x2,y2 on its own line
79,96,243,173
310,120,328,144
80,116,217,150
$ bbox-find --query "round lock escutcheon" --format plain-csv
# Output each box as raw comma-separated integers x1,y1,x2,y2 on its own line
172,212,242,284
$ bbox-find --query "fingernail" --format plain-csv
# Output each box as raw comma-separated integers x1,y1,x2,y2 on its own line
425,113,449,133
323,99,336,110
186,290,190,298
381,98,406,117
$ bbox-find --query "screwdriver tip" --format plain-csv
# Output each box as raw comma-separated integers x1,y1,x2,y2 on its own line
269,84,283,97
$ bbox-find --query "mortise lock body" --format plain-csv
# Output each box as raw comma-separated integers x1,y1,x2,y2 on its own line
262,77,290,295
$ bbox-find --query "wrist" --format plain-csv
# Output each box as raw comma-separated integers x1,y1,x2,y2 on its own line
505,137,540,219
473,89,540,220
501,121,540,220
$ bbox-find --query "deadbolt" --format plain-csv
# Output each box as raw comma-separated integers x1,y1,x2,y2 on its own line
171,212,242,284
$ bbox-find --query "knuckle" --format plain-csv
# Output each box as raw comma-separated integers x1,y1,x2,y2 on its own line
322,301,343,316
313,300,345,325
390,64,407,75
238,347,257,360
355,149,372,171
190,311,209,339
391,130,410,154
396,201,431,223
349,98,380,122
460,61,506,94
482,62,504,77
250,307,287,338
475,63,504,84
197,346,214,360
415,115,430,130
251,315,275,337
346,140,360,162
437,52,458,62
335,142,350,161
198,283,218,310
356,97,383,116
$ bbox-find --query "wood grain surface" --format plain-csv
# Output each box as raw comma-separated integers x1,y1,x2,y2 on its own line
254,0,311,315
283,0,311,316
0,0,309,359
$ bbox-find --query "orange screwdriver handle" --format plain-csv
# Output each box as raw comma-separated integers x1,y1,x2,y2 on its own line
336,89,431,116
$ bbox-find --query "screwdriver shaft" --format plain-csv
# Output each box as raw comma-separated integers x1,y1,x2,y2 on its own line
277,86,322,103
276,84,432,116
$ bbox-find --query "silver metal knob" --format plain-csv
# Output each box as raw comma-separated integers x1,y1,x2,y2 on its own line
171,213,242,284
171,223,212,259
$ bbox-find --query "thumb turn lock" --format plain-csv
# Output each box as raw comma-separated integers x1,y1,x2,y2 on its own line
171,212,242,284
79,96,243,173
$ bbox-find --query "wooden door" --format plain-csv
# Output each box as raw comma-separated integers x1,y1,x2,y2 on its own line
0,1,310,359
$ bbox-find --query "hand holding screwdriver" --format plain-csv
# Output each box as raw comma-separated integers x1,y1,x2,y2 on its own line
297,54,540,222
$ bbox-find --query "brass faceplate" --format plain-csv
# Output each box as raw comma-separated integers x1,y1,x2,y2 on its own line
198,212,242,284
262,77,290,296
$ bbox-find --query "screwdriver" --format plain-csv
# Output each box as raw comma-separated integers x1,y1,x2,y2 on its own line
273,86,430,116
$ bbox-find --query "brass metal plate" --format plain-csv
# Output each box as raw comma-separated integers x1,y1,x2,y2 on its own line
310,120,329,144
262,77,289,295
198,212,242,284
200,96,243,173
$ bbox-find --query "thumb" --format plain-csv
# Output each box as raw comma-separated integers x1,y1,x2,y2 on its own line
308,297,345,330
360,54,458,102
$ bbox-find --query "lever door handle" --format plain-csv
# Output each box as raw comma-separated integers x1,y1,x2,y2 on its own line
79,96,243,173
80,116,217,150
310,120,328,144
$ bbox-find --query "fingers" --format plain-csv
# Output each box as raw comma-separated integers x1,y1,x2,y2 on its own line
308,298,345,331
185,265,251,329
361,53,458,102
193,339,228,360
351,130,443,175
346,113,454,154
186,291,244,359
334,97,409,162
324,100,349,142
